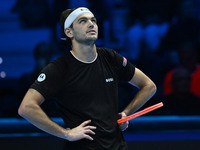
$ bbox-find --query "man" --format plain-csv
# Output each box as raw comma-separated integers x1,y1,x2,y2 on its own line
18,7,156,150
162,67,200,115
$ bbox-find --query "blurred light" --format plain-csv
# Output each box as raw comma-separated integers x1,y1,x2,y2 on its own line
0,57,3,64
0,71,6,78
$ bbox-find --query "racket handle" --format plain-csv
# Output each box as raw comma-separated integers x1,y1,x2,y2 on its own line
117,102,163,124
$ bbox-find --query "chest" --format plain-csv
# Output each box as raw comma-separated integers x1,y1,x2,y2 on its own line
64,58,117,93
56,58,118,112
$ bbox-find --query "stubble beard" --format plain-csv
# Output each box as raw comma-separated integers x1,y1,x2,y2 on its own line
85,36,97,45
76,35,98,45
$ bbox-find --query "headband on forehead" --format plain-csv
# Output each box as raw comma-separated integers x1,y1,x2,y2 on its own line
64,7,93,29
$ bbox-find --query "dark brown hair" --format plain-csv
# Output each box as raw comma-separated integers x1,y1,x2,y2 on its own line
60,7,78,45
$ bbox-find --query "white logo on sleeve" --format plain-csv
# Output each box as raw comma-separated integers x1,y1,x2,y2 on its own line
37,73,46,82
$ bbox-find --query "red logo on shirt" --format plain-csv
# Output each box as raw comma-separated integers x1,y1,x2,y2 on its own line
122,57,127,67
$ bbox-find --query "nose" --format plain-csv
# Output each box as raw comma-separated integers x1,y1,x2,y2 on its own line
88,20,94,28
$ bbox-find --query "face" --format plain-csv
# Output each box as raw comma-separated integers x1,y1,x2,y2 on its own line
65,13,98,44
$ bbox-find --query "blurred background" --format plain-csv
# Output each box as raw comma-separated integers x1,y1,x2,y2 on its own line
1,0,200,149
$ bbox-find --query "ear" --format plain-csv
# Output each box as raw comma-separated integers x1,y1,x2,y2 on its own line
64,28,73,38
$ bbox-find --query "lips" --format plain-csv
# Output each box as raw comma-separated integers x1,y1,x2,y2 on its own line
87,30,96,33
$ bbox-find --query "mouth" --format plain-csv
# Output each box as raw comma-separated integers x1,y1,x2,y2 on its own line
87,30,96,34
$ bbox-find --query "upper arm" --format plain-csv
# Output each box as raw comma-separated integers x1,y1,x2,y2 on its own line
18,88,45,115
129,68,156,89
24,88,45,105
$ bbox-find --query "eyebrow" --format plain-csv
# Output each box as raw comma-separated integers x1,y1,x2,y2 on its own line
77,16,97,22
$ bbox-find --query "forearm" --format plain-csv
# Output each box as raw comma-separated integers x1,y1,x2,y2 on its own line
19,89,96,142
19,103,68,140
123,83,156,116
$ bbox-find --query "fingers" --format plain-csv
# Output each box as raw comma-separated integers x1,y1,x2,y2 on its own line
118,112,127,118
81,120,96,140
81,120,92,127
81,120,96,129
118,112,129,131
85,128,96,135
80,120,96,130
85,125,96,130
65,119,98,142
82,129,96,141
119,120,129,131
83,134,94,141
69,120,96,141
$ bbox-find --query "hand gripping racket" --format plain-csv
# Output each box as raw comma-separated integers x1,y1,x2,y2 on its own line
117,102,163,124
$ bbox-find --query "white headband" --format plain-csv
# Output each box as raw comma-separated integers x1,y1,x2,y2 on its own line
64,7,93,29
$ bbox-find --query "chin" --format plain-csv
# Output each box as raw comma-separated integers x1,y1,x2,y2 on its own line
87,36,98,41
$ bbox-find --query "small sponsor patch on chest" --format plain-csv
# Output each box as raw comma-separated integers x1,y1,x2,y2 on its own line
105,78,114,82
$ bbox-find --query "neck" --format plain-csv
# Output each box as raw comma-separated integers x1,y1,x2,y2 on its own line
71,43,97,63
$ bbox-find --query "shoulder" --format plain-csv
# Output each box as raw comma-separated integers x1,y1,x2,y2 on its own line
97,47,116,56
53,52,71,65
51,52,71,67
42,52,71,76
97,47,121,62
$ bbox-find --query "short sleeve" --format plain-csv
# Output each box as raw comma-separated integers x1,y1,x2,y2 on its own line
106,49,135,81
31,62,64,99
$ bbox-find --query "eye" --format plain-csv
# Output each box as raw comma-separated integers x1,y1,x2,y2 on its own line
79,19,86,23
92,19,97,23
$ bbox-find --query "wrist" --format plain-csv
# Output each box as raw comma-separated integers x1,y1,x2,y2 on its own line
63,128,71,141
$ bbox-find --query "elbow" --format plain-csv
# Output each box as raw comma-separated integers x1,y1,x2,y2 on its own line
18,105,25,118
18,103,29,118
149,81,157,96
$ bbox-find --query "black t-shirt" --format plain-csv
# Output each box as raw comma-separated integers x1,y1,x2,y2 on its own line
31,47,135,150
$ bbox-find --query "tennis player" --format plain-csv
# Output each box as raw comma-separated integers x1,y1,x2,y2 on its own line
18,7,157,150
